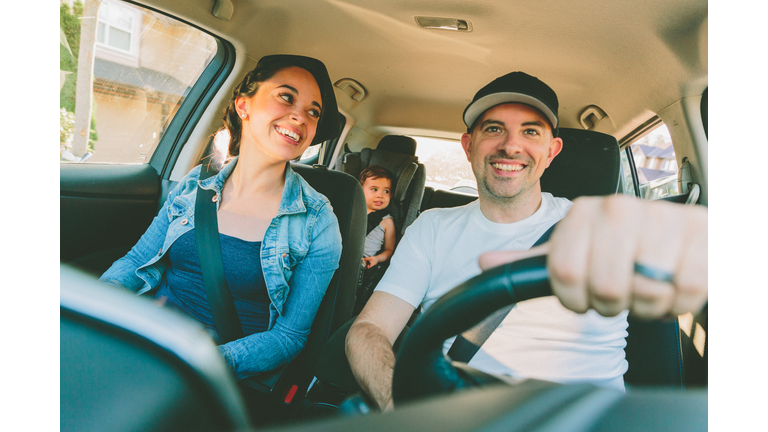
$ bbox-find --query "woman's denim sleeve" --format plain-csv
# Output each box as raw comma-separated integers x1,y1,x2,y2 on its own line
218,204,343,380
98,180,185,291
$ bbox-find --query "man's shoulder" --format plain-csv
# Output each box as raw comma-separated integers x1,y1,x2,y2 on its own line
398,201,477,244
542,193,573,219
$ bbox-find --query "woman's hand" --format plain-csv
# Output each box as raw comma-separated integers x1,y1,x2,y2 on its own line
479,195,707,319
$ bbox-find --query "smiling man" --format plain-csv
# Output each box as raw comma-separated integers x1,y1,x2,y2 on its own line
462,72,563,219
345,72,627,410
344,71,632,409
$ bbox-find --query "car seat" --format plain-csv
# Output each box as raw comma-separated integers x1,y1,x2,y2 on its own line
236,163,367,423
334,135,427,314
539,128,687,388
334,135,426,237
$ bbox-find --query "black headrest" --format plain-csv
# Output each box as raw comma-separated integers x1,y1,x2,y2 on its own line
539,128,620,201
377,135,417,156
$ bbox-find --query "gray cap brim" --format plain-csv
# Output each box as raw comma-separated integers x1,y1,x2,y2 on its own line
463,92,558,130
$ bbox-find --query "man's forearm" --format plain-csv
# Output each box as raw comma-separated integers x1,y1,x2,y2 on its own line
345,320,397,410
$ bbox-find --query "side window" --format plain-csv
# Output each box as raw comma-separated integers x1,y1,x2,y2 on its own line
60,0,218,164
299,145,321,161
412,137,477,195
297,114,347,165
626,123,679,200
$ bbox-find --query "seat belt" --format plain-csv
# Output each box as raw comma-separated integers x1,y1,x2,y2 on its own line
446,223,557,363
195,164,244,344
394,160,418,204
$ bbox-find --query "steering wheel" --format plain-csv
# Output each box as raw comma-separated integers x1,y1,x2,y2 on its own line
391,255,552,405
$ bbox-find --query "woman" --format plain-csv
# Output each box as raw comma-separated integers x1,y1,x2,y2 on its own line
100,55,343,381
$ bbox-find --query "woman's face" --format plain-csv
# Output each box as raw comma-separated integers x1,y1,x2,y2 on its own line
236,66,322,162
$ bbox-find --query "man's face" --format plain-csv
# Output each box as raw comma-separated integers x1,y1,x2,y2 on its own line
461,103,563,203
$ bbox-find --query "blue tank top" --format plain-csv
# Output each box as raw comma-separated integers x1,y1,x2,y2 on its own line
155,229,270,342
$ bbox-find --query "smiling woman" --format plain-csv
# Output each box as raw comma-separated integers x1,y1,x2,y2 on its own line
98,55,344,386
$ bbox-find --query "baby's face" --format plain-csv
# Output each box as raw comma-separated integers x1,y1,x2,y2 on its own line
362,177,392,211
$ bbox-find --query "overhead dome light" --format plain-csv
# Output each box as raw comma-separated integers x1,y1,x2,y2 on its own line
415,16,472,32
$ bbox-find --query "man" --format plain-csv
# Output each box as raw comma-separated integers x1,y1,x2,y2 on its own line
345,72,708,410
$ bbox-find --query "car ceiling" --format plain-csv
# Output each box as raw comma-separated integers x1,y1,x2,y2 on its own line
142,0,708,142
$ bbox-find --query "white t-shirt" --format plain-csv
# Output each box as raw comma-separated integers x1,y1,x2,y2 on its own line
375,193,628,391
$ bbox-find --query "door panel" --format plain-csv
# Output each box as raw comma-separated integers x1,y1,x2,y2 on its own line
60,164,160,275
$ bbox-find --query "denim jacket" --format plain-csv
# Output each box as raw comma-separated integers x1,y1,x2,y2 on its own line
100,158,343,380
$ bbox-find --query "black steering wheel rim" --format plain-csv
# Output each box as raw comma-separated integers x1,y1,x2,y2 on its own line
392,255,553,405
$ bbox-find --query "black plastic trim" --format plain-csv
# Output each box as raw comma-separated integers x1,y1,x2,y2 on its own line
60,163,160,199
623,148,642,198
700,88,708,140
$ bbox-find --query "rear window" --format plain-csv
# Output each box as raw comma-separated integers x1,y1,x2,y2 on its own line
413,137,478,195
60,0,217,163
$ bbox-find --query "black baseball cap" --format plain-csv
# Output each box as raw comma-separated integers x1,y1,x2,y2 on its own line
255,54,341,145
463,71,559,136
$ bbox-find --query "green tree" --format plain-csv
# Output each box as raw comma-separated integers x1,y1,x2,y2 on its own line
60,1,98,154
60,1,81,112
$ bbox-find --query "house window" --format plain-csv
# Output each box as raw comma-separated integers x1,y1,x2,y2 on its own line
628,123,679,200
97,0,138,54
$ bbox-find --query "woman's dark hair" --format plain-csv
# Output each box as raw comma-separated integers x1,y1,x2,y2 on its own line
220,55,341,158
359,165,395,186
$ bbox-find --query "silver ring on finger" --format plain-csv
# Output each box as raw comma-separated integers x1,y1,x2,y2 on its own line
634,262,675,284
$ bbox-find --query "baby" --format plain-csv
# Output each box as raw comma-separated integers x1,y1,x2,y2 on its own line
359,166,397,269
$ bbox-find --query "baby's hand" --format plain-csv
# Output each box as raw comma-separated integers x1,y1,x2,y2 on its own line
362,256,379,269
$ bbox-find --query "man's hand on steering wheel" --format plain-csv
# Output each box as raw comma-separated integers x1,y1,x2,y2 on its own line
479,195,708,319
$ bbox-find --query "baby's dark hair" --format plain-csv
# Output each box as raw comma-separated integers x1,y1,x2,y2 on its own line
359,165,395,187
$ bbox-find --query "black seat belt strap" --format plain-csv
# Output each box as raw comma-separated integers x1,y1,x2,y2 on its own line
195,164,244,344
446,223,558,363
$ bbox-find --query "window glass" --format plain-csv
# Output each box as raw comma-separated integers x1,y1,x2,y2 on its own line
60,0,218,164
628,123,679,199
299,145,321,161
97,1,134,52
412,137,477,195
